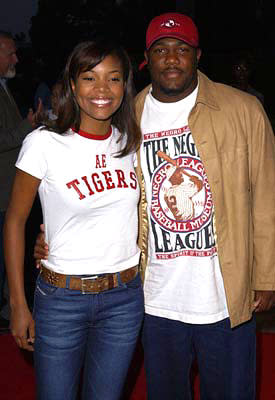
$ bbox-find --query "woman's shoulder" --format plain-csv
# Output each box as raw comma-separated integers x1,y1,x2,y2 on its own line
25,126,52,139
24,126,72,146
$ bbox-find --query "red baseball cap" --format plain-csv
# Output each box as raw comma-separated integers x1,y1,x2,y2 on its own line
139,12,199,70
146,12,199,50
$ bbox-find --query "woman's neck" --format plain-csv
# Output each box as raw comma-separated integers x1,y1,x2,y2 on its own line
79,119,112,136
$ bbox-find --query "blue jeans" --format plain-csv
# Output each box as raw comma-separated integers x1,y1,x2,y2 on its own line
33,271,144,400
142,314,256,400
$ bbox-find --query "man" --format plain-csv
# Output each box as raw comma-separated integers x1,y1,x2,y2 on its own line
0,31,42,326
34,13,275,399
134,12,275,399
230,51,265,105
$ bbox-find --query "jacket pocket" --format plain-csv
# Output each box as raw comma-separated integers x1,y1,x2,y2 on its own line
221,145,249,194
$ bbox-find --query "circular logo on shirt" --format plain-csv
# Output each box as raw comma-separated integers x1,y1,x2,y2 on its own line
151,156,213,233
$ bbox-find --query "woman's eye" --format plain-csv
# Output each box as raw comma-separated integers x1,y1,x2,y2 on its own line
111,77,121,82
83,77,94,81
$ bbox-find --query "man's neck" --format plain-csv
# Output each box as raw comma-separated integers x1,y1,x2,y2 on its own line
151,81,198,104
151,77,199,103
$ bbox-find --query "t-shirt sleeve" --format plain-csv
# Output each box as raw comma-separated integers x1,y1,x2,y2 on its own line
15,128,48,180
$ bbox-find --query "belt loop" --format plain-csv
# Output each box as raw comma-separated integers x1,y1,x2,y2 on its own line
65,275,71,289
116,271,122,286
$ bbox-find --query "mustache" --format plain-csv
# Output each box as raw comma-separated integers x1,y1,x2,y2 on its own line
162,67,184,73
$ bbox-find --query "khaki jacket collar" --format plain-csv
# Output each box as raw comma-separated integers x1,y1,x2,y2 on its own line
135,70,220,125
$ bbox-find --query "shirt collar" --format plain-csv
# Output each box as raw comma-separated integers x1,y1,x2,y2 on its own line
0,78,7,90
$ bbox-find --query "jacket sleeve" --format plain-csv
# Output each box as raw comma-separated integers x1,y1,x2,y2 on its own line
250,100,275,290
0,119,33,154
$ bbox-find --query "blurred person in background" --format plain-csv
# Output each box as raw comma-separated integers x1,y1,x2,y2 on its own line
0,30,42,328
47,79,62,120
230,51,264,105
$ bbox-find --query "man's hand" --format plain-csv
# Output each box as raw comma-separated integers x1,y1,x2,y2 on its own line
10,305,35,351
253,290,275,312
27,108,35,127
27,98,44,128
33,224,48,267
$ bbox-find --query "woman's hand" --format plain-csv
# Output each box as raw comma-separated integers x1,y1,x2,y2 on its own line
3,170,40,352
10,304,35,351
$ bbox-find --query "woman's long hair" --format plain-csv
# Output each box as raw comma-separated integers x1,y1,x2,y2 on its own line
43,40,141,157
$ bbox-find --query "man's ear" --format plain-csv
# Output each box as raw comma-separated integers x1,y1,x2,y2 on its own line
196,48,202,63
144,50,148,62
144,50,149,65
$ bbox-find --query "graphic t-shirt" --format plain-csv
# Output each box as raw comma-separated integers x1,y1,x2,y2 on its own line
141,87,229,324
16,126,140,275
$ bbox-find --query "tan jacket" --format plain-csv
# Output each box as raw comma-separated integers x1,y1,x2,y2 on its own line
135,71,275,328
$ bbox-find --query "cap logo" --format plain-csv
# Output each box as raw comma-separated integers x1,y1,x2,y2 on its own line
161,19,180,28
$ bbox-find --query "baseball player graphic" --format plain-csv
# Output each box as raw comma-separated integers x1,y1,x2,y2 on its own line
157,151,203,221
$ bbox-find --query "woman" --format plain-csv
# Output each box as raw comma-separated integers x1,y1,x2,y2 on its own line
4,40,144,400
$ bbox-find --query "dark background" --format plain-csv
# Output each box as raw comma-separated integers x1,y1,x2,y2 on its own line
10,0,274,122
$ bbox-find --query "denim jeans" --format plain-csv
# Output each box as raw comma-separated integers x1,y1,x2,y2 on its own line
142,314,256,400
33,271,144,400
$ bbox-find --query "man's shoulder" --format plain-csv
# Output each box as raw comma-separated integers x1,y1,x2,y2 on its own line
0,85,10,107
135,84,151,124
199,71,261,110
135,84,151,104
215,81,258,102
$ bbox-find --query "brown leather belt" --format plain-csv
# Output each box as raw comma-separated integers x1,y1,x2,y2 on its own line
40,265,139,294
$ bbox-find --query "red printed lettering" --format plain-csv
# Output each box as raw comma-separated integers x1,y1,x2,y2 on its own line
66,179,86,200
81,176,95,196
115,170,129,188
91,173,104,192
95,154,107,168
129,172,138,189
102,171,115,190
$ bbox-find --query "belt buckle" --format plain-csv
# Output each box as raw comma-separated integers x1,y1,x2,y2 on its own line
81,276,98,294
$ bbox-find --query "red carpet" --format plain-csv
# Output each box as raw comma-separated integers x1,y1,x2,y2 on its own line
0,332,274,399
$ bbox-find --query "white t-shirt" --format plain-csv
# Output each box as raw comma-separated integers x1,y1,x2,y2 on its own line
16,126,140,275
141,87,229,324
